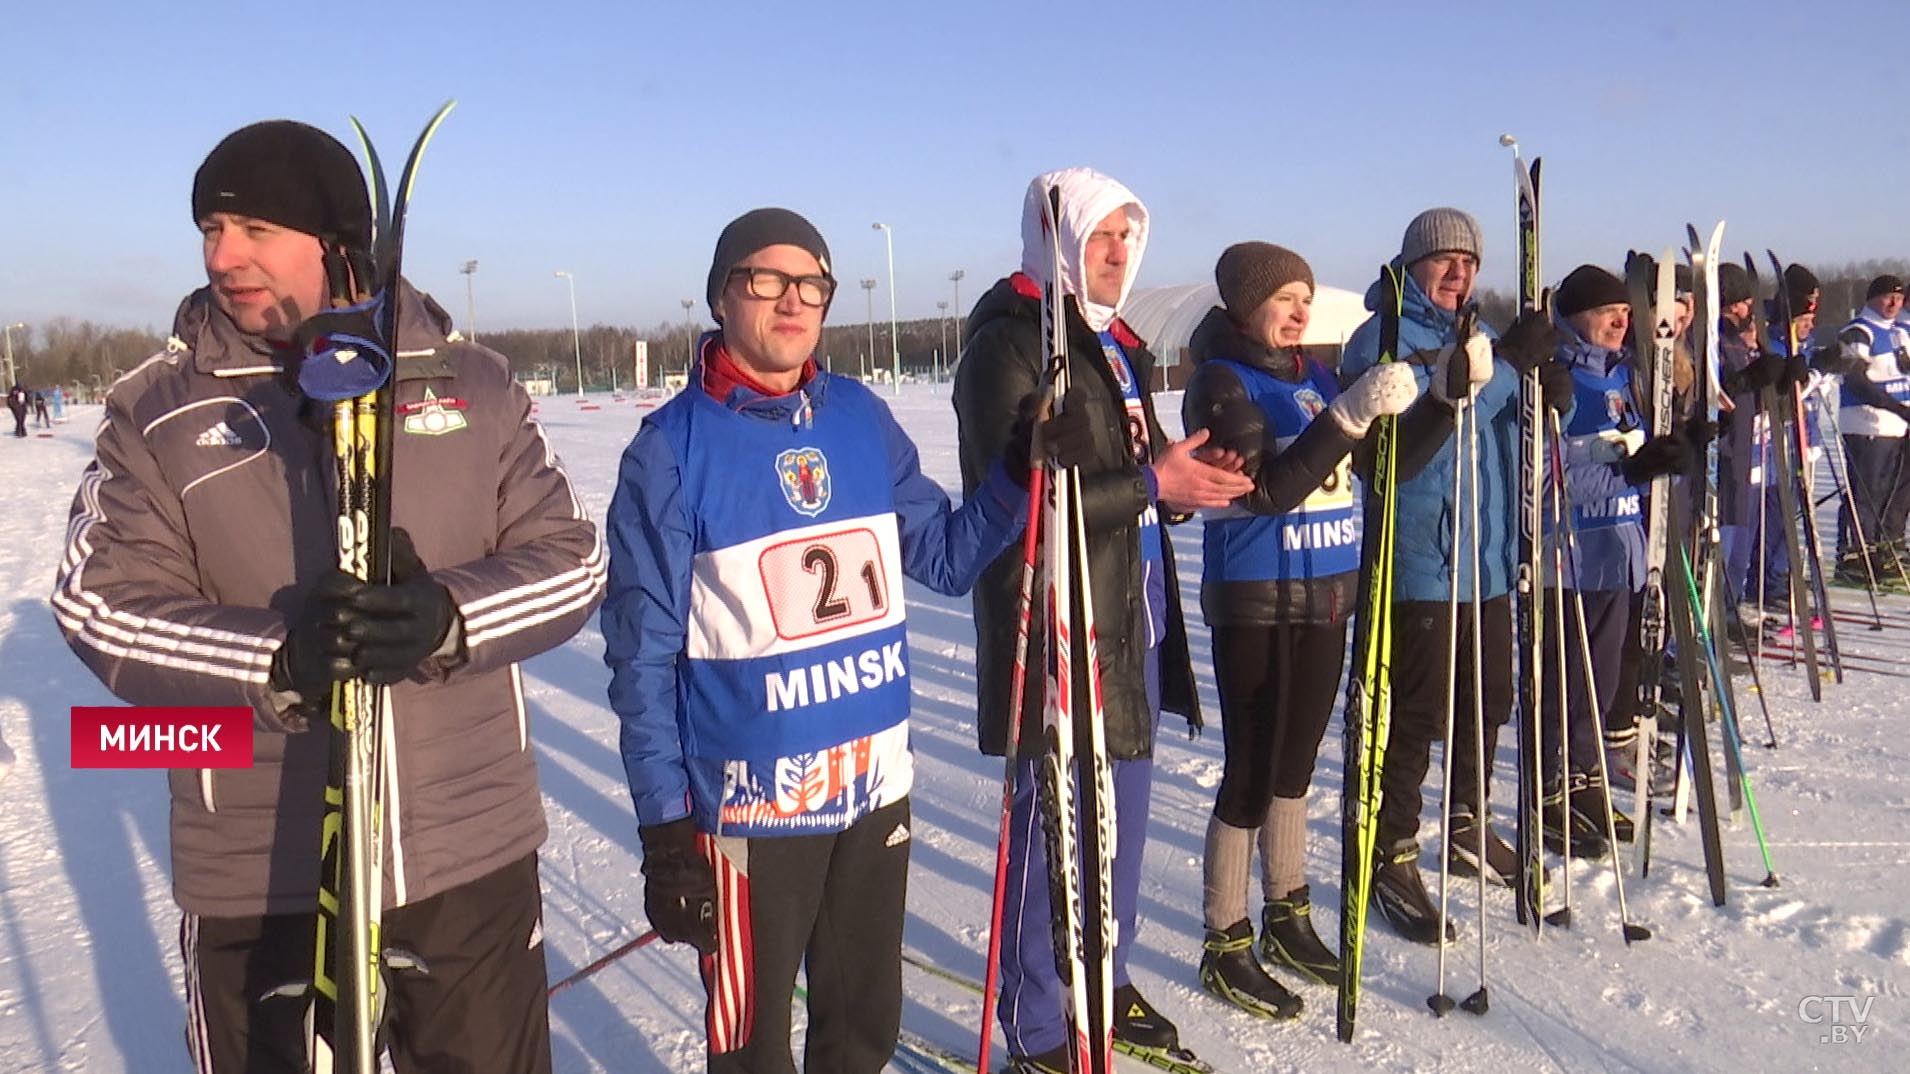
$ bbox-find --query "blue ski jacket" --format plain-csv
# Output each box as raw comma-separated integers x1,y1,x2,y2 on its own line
1341,265,1519,603
1551,327,1645,593
603,345,1025,834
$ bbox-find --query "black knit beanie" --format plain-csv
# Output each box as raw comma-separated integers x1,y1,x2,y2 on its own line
706,208,834,322
1554,265,1629,318
1784,263,1820,315
1717,262,1753,306
1866,274,1905,301
1215,242,1314,323
191,121,371,250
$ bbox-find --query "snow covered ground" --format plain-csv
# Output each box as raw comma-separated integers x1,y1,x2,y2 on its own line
0,384,1903,1074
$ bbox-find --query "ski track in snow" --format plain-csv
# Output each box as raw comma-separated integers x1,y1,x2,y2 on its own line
0,386,1903,1073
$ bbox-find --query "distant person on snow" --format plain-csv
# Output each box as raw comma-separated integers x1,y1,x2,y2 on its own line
51,119,604,1074
32,390,51,428
6,383,25,437
602,207,1073,1074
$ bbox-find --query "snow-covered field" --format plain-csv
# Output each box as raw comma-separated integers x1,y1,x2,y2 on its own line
0,384,1902,1074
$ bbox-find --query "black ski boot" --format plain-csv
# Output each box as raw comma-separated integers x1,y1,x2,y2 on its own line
1008,1045,1070,1074
1571,769,1634,843
1446,812,1518,888
1200,919,1303,1019
1542,780,1610,860
1113,983,1180,1051
1371,839,1456,946
1259,886,1341,987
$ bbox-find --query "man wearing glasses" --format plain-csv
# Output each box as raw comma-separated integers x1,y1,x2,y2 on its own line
603,208,1061,1072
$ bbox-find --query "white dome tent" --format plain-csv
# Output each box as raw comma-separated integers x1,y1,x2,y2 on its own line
1121,281,1370,389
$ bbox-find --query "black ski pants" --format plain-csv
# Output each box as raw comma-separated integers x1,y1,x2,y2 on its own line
182,852,552,1074
1210,619,1349,826
1537,589,1631,784
1839,435,1904,554
1376,596,1515,851
699,799,910,1074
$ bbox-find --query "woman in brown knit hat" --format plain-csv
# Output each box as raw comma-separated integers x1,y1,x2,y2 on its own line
1179,241,1425,1019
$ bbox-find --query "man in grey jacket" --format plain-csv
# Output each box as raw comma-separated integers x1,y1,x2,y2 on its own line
52,120,604,1074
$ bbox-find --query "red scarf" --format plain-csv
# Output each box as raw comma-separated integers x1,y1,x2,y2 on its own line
700,338,816,401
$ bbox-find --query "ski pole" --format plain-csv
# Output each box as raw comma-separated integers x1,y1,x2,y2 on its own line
978,388,1052,1074
547,930,661,999
1548,412,1649,943
1427,396,1467,1018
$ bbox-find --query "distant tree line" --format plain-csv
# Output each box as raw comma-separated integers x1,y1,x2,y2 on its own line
12,258,1907,397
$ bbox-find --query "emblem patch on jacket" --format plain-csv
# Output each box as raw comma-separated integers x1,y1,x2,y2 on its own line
776,447,831,517
399,388,469,437
1294,388,1326,419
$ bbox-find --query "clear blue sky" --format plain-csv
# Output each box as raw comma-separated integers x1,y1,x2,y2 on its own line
2,0,1900,339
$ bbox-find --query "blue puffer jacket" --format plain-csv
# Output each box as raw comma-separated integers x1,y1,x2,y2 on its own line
1341,265,1519,602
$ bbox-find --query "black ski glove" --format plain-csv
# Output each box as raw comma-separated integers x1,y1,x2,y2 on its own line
1678,418,1719,449
1186,382,1268,474
1620,432,1694,485
1537,358,1576,415
639,817,717,954
1041,388,1098,471
1495,309,1562,371
1722,352,1786,397
1780,354,1810,389
270,570,366,701
339,528,457,685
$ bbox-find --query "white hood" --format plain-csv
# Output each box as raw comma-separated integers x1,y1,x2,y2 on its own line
1019,167,1149,332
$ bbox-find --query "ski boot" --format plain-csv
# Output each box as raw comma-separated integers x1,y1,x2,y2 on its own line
1371,839,1456,946
1542,778,1610,860
1259,886,1341,987
1570,769,1634,844
1113,985,1212,1072
1446,812,1518,888
1200,919,1303,1019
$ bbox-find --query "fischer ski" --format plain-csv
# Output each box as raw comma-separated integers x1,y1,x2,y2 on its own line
1507,146,1548,935
1337,261,1405,1042
1032,181,1116,1074
306,101,456,1074
1623,249,1676,880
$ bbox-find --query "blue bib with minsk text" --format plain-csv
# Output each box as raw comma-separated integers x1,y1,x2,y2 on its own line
650,378,912,835
1200,358,1360,582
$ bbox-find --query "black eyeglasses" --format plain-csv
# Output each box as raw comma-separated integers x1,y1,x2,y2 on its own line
728,267,836,307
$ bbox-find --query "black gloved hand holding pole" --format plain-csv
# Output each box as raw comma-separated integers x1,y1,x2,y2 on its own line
339,527,457,685
270,570,365,701
638,817,718,954
1620,431,1695,485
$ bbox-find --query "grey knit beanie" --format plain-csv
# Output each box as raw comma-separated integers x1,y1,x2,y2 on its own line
1215,242,1315,322
1400,208,1483,267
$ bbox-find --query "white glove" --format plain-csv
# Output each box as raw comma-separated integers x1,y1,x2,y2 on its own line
1432,331,1495,405
1328,361,1421,438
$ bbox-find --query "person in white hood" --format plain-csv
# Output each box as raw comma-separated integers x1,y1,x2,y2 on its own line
952,168,1252,1072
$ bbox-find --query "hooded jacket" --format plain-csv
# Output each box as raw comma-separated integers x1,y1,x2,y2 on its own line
1181,306,1364,624
1341,265,1520,603
52,283,605,917
953,169,1200,760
